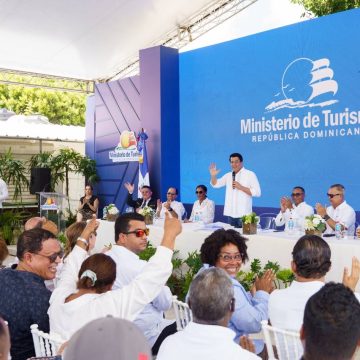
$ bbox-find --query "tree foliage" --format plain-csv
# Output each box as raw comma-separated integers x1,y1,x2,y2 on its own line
290,0,360,17
0,77,87,126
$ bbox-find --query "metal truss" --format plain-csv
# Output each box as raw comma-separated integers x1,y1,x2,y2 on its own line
0,68,95,94
105,0,258,81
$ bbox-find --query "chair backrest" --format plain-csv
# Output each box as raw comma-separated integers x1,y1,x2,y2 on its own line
172,295,193,331
259,213,278,230
261,320,303,360
30,324,64,357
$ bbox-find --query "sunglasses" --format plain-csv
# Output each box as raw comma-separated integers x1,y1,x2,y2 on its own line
195,190,204,194
291,192,303,197
327,193,341,199
33,249,64,263
218,253,242,262
167,192,176,195
124,228,150,237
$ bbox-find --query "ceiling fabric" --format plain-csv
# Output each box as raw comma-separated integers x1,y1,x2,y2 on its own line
0,0,215,80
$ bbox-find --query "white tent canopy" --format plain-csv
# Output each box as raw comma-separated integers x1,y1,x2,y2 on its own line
0,0,219,80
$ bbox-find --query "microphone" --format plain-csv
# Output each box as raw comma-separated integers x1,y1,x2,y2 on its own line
232,171,236,189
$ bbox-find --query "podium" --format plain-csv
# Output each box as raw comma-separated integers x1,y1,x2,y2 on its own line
39,192,67,233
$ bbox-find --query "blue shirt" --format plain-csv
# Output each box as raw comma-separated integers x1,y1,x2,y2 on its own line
0,268,51,360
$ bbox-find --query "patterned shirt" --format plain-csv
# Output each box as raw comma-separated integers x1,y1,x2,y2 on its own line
0,268,51,360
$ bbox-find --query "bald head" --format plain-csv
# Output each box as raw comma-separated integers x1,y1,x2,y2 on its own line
24,217,43,231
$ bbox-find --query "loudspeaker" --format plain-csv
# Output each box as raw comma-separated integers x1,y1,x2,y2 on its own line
30,168,51,194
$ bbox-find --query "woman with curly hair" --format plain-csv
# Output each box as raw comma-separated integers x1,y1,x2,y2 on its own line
199,229,274,358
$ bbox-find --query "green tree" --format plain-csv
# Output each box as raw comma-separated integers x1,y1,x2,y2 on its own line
290,0,360,17
0,79,87,126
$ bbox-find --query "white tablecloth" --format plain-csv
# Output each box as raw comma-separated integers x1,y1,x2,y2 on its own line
96,220,360,291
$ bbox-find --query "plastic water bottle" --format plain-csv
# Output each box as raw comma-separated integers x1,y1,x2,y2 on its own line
102,207,108,219
194,211,200,222
287,218,294,235
335,222,342,240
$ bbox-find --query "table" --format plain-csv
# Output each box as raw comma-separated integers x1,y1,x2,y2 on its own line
96,220,360,291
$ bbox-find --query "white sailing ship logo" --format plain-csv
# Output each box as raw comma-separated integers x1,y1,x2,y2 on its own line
266,57,338,112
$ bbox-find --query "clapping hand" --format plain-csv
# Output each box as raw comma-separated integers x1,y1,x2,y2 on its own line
254,269,275,294
315,203,326,217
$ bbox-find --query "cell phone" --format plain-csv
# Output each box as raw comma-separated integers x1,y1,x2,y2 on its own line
323,234,335,237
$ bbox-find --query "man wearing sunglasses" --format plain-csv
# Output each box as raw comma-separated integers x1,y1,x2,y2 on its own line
0,228,63,360
315,184,355,236
107,212,176,355
275,186,313,230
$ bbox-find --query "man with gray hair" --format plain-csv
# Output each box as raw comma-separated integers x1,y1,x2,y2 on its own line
157,268,260,359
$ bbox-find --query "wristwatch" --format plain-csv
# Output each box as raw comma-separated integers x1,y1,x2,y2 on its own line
77,237,89,246
168,208,174,212
322,214,330,221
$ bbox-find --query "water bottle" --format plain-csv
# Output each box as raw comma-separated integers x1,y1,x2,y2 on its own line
335,222,342,240
102,207,108,219
287,217,294,235
194,211,200,222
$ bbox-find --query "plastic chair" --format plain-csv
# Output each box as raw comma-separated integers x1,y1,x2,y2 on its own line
261,320,303,360
172,295,193,331
30,324,64,357
259,213,277,230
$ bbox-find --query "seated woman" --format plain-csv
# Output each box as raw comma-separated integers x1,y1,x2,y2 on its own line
187,185,215,224
48,214,179,341
199,229,274,358
76,185,99,222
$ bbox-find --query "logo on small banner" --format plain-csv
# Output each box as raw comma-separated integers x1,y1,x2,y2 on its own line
109,130,140,162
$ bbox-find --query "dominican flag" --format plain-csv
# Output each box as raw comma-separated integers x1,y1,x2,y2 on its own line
137,129,150,197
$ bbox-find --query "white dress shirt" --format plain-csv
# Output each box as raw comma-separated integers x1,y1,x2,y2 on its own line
211,167,261,218
107,245,173,346
275,202,314,230
325,201,356,235
0,178,9,208
268,280,325,331
189,198,215,224
159,200,185,220
48,245,173,341
157,322,260,360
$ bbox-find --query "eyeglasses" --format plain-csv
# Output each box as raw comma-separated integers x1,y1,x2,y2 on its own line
124,228,150,237
291,192,303,197
195,190,204,194
33,249,64,263
167,192,176,195
327,193,341,199
218,253,242,262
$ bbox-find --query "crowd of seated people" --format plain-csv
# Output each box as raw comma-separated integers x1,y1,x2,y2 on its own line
0,180,359,360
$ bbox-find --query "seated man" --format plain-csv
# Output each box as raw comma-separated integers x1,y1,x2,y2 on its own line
269,234,360,331
124,182,157,211
0,228,63,360
315,183,356,236
107,213,175,355
300,283,360,360
275,186,313,230
156,187,185,220
157,268,260,360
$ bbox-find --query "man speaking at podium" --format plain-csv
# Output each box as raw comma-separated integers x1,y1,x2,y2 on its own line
209,153,261,228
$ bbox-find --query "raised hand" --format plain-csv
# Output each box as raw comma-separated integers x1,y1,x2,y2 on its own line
343,256,360,291
124,182,134,193
315,203,326,217
161,212,182,250
254,269,275,293
209,163,220,177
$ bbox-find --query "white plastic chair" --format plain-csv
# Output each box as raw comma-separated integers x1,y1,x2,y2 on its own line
172,295,193,331
261,320,303,360
30,324,64,357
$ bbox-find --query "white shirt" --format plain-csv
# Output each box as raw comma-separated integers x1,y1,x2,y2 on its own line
48,245,173,341
107,245,173,346
325,201,356,235
269,280,324,331
159,200,185,220
189,198,215,224
157,322,260,360
211,167,261,218
0,178,8,208
275,202,314,230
